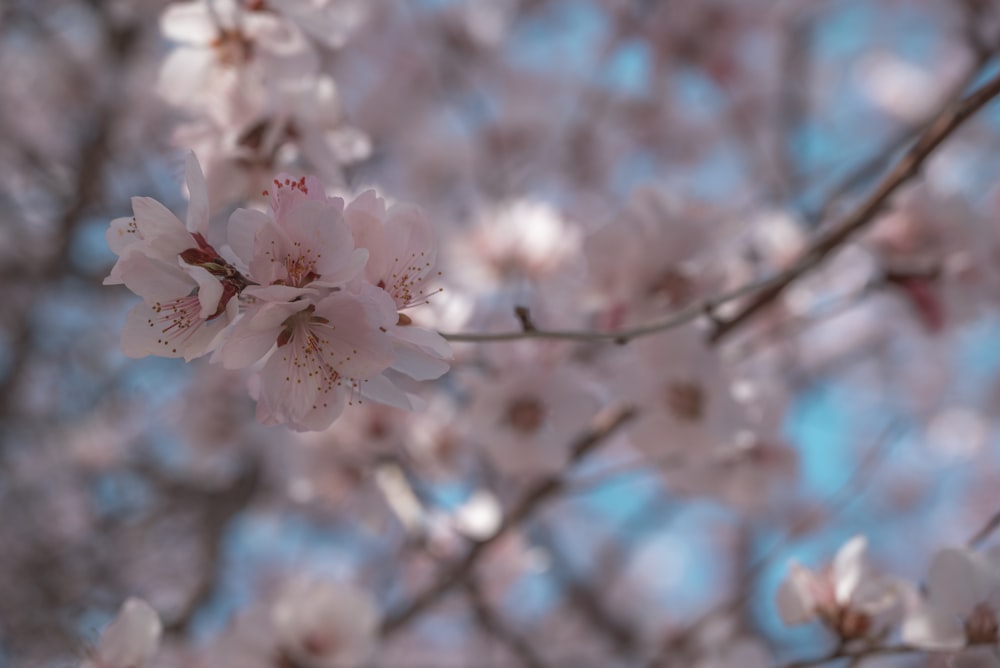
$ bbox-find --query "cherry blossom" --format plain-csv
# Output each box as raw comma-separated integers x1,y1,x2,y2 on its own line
776,535,903,641
271,577,379,668
903,547,1000,650
465,358,602,478
106,154,242,360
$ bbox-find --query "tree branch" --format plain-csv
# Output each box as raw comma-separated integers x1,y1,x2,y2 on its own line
380,405,637,637
708,68,1000,343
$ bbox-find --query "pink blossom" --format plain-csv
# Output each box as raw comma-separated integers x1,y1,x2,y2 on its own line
776,536,903,640
219,284,396,430
271,577,379,668
107,154,241,361
903,547,1000,650
158,0,319,128
465,361,602,477
344,190,452,383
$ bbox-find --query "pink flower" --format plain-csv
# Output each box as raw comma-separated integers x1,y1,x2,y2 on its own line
465,361,602,477
227,177,368,289
248,290,395,431
623,326,748,469
158,0,319,128
106,154,242,361
271,577,379,668
903,547,1000,650
776,536,903,640
81,598,161,668
344,190,452,384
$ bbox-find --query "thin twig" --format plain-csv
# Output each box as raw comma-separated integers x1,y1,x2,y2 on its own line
439,273,779,344
967,508,1000,548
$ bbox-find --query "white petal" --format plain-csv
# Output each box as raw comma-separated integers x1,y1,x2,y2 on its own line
227,207,271,267
106,215,141,257
160,2,217,43
189,265,223,319
359,374,418,410
901,602,965,650
927,548,986,617
184,152,210,233
833,535,869,604
390,342,450,381
119,252,193,303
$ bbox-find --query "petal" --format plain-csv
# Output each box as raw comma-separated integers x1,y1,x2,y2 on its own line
359,374,419,410
391,324,453,359
160,2,217,43
390,342,450,381
775,563,818,626
131,196,190,255
184,152,210,234
106,215,141,257
312,293,394,381
833,535,869,604
901,602,965,650
227,207,271,267
188,265,223,319
119,252,194,302
927,548,986,617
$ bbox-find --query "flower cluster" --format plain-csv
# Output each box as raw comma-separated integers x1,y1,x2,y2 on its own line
105,154,450,431
777,536,1000,660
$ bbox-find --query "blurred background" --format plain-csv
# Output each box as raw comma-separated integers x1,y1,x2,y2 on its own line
5,0,1000,666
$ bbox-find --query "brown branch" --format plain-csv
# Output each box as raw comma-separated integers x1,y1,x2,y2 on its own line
967,508,1000,549
777,643,921,668
439,273,778,344
379,405,637,637
708,68,1000,343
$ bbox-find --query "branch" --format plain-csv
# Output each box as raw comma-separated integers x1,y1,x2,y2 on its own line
437,68,1000,349
967,508,1000,549
379,405,637,636
439,273,778,344
708,68,1000,343
777,643,921,668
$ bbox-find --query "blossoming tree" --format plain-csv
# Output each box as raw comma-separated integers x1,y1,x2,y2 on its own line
6,0,1000,666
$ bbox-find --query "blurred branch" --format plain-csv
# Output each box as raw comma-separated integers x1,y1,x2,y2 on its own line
380,405,637,637
139,458,262,636
530,526,639,657
967,508,1000,548
463,577,550,668
708,67,1000,343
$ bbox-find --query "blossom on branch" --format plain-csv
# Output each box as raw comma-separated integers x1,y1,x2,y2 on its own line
903,547,1000,651
107,160,449,431
776,535,904,641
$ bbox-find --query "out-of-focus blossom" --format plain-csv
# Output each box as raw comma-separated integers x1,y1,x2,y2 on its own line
271,577,379,668
586,186,723,329
776,535,903,640
464,356,602,478
903,547,1000,650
